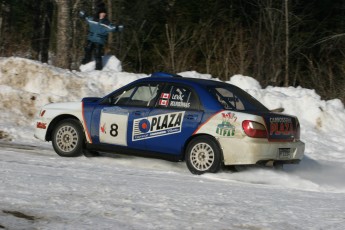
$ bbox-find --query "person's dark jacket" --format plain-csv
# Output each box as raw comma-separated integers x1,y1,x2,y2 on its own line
83,16,118,45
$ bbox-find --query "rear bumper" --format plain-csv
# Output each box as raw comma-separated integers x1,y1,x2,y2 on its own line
218,137,305,165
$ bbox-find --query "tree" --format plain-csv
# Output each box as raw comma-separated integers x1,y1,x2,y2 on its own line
284,0,289,87
54,0,71,69
1,0,345,102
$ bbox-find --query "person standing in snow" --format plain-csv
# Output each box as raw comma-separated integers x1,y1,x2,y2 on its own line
79,6,123,70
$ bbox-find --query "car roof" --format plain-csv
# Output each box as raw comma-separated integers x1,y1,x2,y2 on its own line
137,76,233,89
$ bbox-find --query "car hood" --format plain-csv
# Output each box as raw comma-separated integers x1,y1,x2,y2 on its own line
43,101,82,111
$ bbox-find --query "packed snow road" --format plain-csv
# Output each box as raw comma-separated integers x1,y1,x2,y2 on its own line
0,142,344,229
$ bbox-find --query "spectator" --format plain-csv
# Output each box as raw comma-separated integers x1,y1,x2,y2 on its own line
79,6,123,70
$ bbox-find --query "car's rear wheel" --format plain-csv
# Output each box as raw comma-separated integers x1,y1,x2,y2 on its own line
185,136,222,175
52,119,84,157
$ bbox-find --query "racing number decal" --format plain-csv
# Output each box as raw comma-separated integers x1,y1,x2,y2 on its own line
99,112,128,146
110,124,119,137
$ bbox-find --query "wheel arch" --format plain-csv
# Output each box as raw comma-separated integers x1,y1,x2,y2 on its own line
182,134,224,162
45,115,82,141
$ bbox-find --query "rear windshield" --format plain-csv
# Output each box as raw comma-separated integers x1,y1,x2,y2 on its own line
209,86,269,112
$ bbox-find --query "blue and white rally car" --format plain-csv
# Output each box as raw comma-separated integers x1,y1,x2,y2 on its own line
34,73,305,174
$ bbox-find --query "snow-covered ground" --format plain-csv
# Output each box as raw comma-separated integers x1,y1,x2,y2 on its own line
0,56,344,229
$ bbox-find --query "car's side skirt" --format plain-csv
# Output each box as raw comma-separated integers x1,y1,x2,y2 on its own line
85,143,183,162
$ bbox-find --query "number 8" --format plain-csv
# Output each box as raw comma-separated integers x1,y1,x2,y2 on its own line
110,124,118,137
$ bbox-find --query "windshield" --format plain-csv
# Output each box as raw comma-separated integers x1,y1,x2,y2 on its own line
210,86,269,112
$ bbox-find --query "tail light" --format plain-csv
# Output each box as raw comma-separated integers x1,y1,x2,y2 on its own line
242,120,268,138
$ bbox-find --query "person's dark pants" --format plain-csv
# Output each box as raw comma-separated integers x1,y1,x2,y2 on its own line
82,41,104,70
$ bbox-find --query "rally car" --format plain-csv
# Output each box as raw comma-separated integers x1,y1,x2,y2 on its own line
34,72,305,174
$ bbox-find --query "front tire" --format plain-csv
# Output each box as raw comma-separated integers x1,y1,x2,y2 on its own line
185,136,222,175
52,119,84,157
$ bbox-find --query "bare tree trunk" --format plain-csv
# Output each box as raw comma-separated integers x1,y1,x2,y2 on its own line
165,24,176,72
132,20,155,72
162,23,194,72
39,1,51,63
0,2,3,44
54,0,71,69
197,20,220,74
70,0,82,69
284,0,289,86
258,0,285,85
106,0,113,50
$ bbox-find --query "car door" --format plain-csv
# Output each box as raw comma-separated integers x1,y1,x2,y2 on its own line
91,82,161,150
133,83,203,155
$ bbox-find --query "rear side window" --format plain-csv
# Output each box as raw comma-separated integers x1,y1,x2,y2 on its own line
214,87,245,110
210,86,269,112
156,84,200,110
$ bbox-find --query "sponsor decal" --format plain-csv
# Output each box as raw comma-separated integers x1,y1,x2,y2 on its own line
132,111,185,141
171,93,184,101
222,112,237,122
170,101,190,108
216,112,237,137
168,88,191,108
158,88,192,108
269,117,294,136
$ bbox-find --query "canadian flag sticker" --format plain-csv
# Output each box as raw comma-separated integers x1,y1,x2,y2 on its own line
159,99,169,106
160,93,170,99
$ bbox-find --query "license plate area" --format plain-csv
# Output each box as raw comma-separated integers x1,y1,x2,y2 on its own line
278,148,291,159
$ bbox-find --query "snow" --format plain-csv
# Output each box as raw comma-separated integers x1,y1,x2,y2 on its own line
0,56,345,229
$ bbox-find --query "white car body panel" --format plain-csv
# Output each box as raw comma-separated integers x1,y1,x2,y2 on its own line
34,102,92,143
194,110,305,165
218,137,305,165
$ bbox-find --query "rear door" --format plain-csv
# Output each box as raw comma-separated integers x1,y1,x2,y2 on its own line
133,83,203,155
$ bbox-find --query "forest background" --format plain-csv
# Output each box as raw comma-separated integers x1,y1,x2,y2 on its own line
1,0,345,103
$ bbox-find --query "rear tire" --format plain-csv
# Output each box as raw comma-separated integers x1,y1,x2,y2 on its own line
52,119,84,157
185,136,222,175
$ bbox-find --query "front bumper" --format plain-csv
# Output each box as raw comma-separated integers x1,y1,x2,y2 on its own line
218,137,305,165
34,120,49,141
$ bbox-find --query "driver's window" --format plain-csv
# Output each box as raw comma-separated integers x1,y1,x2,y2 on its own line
131,84,159,105
112,83,160,107
112,87,135,105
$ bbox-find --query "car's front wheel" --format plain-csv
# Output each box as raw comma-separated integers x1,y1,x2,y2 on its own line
185,136,222,175
52,119,84,157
